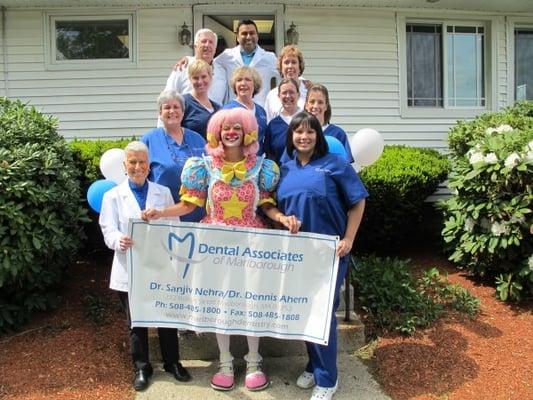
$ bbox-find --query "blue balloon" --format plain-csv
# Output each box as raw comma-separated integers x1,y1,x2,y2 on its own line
87,179,117,213
325,136,348,160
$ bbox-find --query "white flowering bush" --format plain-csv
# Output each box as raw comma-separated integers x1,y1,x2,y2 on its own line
441,102,533,301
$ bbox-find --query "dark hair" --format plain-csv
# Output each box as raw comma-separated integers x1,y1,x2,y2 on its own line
277,77,300,94
305,84,332,124
286,112,329,159
236,19,258,34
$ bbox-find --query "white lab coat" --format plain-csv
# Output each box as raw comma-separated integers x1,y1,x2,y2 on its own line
215,44,279,107
99,180,177,292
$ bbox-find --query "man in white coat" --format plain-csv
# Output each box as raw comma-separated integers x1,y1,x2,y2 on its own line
175,20,279,106
99,141,190,391
216,19,279,106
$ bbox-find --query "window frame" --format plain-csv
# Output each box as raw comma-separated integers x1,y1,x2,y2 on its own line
44,10,137,70
398,13,497,118
506,17,533,103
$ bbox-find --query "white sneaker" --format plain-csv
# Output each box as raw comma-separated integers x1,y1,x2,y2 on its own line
296,371,315,389
310,381,338,400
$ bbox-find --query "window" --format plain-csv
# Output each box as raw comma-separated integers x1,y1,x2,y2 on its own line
406,24,442,107
45,13,136,69
404,20,487,111
514,28,533,100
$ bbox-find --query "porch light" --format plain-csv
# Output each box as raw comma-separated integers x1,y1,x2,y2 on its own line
178,22,191,46
286,22,299,45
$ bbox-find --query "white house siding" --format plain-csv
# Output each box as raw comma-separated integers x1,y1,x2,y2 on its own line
3,7,194,139
497,16,509,110
1,4,532,147
0,11,5,98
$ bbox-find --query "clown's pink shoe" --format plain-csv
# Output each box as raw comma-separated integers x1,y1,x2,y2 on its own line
244,352,269,391
210,360,234,391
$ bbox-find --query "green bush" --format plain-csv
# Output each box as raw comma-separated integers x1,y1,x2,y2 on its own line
448,101,533,157
69,138,133,251
357,145,449,252
441,102,533,301
0,98,88,332
69,138,133,192
351,256,480,335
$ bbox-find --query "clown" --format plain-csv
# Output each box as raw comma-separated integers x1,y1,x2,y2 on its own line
143,107,300,392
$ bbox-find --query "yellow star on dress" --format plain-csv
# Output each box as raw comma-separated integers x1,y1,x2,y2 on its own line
220,191,248,220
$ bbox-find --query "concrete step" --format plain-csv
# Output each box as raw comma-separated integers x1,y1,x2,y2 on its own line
148,311,365,361
135,353,391,400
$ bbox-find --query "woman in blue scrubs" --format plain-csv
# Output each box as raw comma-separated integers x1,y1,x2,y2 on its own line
141,90,207,222
182,59,221,138
264,77,302,164
223,67,267,154
276,112,367,400
305,84,354,164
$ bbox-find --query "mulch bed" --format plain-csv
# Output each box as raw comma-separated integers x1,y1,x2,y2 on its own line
0,251,134,400
0,248,531,399
373,251,533,400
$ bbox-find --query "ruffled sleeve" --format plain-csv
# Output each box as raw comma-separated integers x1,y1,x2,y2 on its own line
258,158,280,206
179,157,209,207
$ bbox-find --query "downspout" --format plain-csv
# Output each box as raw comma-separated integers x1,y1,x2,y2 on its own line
2,6,8,98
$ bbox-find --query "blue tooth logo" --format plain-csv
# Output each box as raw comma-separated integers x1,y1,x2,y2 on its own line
163,232,206,279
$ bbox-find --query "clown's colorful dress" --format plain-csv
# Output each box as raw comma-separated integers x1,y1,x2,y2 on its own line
179,154,279,227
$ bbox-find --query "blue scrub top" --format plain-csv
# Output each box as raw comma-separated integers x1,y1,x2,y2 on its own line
182,93,221,139
140,127,207,222
264,115,289,164
276,152,368,239
223,99,267,155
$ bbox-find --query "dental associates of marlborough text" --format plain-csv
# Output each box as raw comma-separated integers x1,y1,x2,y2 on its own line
198,244,304,262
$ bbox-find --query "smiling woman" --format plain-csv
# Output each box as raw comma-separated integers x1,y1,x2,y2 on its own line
182,59,222,138
264,45,308,122
223,66,268,154
140,90,207,223
264,77,301,163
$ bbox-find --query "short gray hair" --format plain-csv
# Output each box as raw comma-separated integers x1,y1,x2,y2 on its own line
124,141,149,157
194,28,217,45
157,90,185,110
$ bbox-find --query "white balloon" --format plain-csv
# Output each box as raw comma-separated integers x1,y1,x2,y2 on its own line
99,148,126,184
350,128,384,167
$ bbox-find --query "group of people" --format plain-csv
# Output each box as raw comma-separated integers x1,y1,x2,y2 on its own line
99,19,368,400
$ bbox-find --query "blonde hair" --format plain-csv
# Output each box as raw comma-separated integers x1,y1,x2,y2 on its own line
277,45,305,76
188,59,212,79
230,66,262,97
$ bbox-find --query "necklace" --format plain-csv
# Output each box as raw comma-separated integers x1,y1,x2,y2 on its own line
163,129,193,166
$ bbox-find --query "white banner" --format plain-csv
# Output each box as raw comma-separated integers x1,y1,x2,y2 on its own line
127,219,339,345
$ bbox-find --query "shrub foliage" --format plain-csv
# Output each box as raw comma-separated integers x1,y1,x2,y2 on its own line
69,138,133,191
357,145,449,252
351,256,480,335
441,101,533,301
69,138,132,251
0,98,87,331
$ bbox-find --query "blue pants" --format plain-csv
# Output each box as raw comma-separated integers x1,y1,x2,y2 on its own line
304,256,349,387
